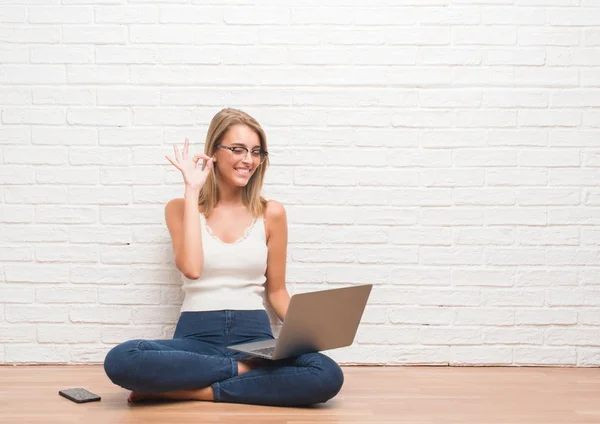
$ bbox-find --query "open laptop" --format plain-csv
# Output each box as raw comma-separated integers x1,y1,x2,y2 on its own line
227,284,372,360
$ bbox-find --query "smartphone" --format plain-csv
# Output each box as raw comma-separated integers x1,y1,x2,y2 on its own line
59,388,101,403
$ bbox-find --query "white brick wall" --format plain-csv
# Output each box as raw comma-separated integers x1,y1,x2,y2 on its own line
1,1,599,367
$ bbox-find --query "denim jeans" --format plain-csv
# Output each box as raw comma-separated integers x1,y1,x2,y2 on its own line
103,309,344,407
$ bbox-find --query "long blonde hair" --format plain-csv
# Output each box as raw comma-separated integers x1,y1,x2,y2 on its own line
198,108,269,218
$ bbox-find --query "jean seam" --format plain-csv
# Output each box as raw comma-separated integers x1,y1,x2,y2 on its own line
135,344,229,361
212,382,221,402
134,339,145,351
231,357,238,377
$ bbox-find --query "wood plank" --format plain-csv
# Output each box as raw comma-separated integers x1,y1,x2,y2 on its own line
0,365,599,423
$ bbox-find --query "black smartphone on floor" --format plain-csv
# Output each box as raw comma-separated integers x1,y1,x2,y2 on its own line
59,388,101,403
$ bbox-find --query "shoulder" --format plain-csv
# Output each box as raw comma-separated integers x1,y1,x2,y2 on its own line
263,199,287,241
164,198,186,228
165,198,185,215
263,198,286,222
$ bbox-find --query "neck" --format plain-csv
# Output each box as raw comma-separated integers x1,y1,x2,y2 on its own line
217,181,244,207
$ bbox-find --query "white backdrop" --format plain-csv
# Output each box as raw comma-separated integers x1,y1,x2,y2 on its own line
1,0,599,366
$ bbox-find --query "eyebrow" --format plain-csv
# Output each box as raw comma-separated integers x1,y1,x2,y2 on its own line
231,142,261,149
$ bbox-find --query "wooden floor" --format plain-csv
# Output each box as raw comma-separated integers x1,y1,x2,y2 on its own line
0,365,599,424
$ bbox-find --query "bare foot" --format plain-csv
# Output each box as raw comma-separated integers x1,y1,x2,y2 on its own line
238,360,251,375
128,391,156,403
238,357,271,376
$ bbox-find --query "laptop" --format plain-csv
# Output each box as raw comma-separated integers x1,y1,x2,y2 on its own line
227,284,372,360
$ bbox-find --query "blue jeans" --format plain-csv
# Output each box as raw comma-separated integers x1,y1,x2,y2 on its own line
103,310,344,407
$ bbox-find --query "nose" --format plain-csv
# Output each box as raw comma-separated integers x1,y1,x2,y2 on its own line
241,150,252,164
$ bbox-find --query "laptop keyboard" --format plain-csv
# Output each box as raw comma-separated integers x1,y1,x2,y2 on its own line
251,346,276,357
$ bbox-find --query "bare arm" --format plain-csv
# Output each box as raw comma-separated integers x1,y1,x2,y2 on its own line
165,188,204,280
264,200,291,321
164,138,214,280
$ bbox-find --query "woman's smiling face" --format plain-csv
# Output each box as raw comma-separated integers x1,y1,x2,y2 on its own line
214,124,263,187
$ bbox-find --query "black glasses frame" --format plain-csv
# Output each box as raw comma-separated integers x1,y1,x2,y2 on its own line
217,145,269,162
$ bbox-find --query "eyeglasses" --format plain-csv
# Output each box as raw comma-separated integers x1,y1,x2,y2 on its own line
217,145,269,164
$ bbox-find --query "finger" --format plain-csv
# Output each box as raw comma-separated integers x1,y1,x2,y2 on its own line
183,138,189,159
203,158,214,173
192,153,211,164
174,144,181,163
165,155,181,170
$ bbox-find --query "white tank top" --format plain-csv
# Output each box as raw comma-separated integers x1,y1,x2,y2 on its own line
179,212,268,312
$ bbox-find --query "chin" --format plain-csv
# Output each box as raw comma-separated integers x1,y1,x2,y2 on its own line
233,179,249,187
232,173,252,187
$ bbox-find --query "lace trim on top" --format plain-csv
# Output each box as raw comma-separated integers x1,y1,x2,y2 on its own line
201,215,259,246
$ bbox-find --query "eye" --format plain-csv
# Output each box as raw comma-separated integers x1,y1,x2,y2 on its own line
251,150,262,156
231,147,246,154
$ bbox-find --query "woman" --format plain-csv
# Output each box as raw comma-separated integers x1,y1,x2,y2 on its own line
103,108,344,407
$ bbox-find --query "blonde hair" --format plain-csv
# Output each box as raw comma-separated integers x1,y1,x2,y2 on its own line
198,108,269,218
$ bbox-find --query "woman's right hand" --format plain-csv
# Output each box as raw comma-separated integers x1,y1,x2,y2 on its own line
166,138,214,190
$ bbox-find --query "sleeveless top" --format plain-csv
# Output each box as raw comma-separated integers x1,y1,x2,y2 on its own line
179,211,268,312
